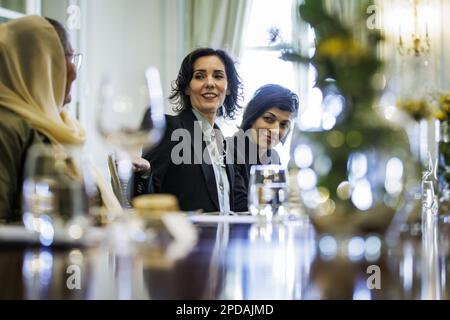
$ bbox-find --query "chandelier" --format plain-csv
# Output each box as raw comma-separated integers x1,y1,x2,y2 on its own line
397,0,431,56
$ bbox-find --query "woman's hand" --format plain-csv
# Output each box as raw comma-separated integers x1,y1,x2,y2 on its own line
131,158,151,173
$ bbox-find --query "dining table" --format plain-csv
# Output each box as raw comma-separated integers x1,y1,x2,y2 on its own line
0,211,449,300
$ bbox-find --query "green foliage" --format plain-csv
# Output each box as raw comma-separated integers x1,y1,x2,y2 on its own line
282,0,384,108
286,0,417,223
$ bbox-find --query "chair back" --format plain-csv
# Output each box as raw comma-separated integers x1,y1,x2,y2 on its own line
107,153,132,208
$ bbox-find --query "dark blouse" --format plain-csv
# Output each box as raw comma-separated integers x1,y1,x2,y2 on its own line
228,131,281,194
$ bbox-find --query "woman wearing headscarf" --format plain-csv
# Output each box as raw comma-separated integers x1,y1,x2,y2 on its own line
0,16,121,222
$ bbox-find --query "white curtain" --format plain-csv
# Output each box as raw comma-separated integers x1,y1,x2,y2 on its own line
183,0,253,58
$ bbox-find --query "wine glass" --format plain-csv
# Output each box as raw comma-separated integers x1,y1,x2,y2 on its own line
96,66,166,207
248,165,288,222
22,144,90,246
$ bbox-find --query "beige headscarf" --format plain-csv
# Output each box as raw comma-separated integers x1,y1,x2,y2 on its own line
0,15,86,144
0,16,122,216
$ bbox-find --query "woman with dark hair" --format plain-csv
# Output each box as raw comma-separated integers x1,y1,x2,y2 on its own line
137,48,247,213
230,84,299,192
0,16,121,222
169,48,243,119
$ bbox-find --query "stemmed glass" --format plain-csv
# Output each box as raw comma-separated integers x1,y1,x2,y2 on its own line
96,66,166,209
248,165,288,222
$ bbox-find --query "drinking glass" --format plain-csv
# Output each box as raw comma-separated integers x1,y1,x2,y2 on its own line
96,66,166,207
248,165,288,222
22,144,89,246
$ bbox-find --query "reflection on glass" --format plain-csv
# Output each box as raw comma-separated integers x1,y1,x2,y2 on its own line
22,144,89,246
204,222,229,299
387,239,422,299
347,237,365,262
248,165,288,222
352,277,372,300
22,249,53,300
365,236,382,262
223,222,313,300
401,242,415,294
294,144,313,169
439,216,450,299
421,212,441,299
318,235,337,261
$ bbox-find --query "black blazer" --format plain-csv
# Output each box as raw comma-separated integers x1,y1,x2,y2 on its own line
134,109,247,213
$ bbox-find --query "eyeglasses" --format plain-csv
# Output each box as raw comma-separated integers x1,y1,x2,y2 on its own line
66,53,83,70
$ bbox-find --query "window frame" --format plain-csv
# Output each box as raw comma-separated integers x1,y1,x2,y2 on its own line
234,0,306,166
0,0,42,21
0,7,24,20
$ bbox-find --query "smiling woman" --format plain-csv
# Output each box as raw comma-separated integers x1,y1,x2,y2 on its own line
136,47,248,214
186,55,230,125
169,48,243,119
228,84,299,193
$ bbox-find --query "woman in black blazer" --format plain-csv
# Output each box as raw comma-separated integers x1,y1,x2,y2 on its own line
229,84,299,193
135,48,247,213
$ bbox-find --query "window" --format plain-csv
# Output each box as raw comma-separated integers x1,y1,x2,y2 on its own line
0,0,27,14
0,0,41,23
227,0,299,165
0,1,25,22
239,0,296,105
0,7,23,23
